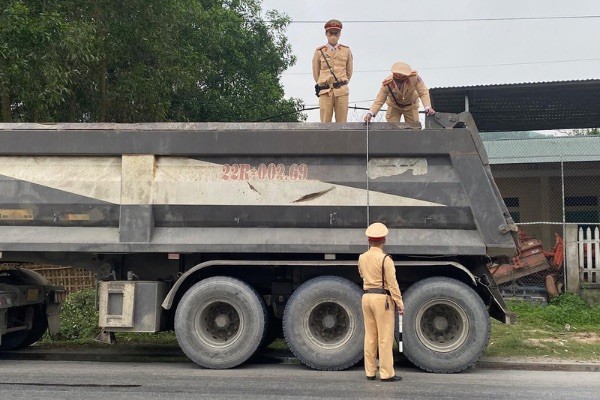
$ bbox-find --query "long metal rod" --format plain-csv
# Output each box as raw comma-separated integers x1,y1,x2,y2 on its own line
366,120,370,226
561,158,567,291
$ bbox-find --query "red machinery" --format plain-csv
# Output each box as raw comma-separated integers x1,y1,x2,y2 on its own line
489,230,564,298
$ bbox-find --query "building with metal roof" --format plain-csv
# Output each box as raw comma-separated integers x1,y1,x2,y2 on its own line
431,79,600,132
483,135,600,164
482,135,600,250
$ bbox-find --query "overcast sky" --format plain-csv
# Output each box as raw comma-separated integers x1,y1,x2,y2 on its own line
260,0,600,122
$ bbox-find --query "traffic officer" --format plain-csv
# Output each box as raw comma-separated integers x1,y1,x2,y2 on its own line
364,61,434,123
358,222,404,382
312,19,353,122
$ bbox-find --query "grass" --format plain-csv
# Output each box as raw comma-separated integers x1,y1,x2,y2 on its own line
485,293,600,360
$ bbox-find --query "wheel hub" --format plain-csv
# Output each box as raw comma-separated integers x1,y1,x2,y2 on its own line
433,316,449,331
322,314,337,329
415,299,469,353
305,301,353,349
195,301,242,347
215,313,231,328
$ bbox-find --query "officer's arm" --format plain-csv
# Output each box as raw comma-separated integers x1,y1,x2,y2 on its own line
346,49,353,81
416,76,432,108
312,51,320,83
357,255,365,280
384,257,404,310
369,86,387,116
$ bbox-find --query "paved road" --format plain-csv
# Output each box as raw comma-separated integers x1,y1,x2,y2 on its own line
0,360,599,400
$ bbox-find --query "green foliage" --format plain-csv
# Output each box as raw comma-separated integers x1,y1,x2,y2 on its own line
46,288,100,341
509,293,600,330
486,293,600,359
1,0,304,123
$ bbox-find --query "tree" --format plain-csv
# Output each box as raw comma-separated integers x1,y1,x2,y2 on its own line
0,0,304,123
0,1,96,122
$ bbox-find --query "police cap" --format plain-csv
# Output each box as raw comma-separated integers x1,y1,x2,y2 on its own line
324,19,343,32
391,62,412,76
365,222,388,240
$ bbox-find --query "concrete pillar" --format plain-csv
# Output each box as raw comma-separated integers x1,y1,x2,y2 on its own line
565,225,580,293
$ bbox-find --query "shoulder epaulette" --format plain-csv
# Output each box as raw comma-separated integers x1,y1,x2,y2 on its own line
382,75,394,86
316,45,327,51
338,44,349,48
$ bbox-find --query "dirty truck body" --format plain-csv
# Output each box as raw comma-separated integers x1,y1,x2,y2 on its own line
0,112,517,373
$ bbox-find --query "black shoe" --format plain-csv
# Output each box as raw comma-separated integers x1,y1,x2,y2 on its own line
366,376,376,381
381,376,402,382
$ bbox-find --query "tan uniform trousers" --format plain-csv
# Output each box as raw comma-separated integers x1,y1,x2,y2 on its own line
319,91,349,122
385,103,419,123
362,293,396,379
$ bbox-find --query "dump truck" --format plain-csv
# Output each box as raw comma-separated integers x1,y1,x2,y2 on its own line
0,112,517,373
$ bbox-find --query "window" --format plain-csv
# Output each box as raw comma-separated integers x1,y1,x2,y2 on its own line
565,196,598,224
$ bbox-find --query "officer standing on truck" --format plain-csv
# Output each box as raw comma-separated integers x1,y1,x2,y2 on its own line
363,61,434,123
358,222,404,382
312,19,353,122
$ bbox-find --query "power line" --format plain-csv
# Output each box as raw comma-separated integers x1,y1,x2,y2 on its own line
283,15,600,24
283,57,600,75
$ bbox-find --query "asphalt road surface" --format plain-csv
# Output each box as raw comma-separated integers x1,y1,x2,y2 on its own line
0,360,599,400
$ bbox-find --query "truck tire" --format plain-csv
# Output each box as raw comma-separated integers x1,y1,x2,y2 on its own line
0,305,47,351
402,277,490,373
174,276,267,369
283,276,364,371
18,305,49,348
0,329,29,351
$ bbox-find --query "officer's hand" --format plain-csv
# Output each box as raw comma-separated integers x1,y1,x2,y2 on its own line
364,112,373,122
425,106,435,115
398,308,404,315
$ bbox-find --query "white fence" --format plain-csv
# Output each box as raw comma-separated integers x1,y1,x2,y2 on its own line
578,226,600,284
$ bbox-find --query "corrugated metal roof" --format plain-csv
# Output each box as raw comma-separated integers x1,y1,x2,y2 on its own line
430,80,600,132
483,135,600,164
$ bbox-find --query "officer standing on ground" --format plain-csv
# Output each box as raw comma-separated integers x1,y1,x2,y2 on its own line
358,222,404,382
312,19,353,122
364,61,434,123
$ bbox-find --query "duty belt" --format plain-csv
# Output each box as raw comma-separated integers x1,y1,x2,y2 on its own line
364,288,390,295
317,80,348,91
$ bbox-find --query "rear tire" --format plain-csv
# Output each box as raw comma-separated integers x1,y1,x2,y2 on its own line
283,276,364,371
0,305,47,351
0,330,29,351
175,276,267,369
18,304,48,348
402,277,490,373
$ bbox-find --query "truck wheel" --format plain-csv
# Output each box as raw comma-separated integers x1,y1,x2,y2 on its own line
283,276,363,371
402,277,490,373
0,330,29,351
174,276,267,369
0,305,47,351
17,304,49,349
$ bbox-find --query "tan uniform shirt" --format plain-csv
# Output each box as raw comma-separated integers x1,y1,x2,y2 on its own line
369,73,431,115
312,44,353,97
358,247,404,309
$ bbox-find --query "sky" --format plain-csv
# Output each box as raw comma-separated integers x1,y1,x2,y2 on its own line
260,0,600,122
